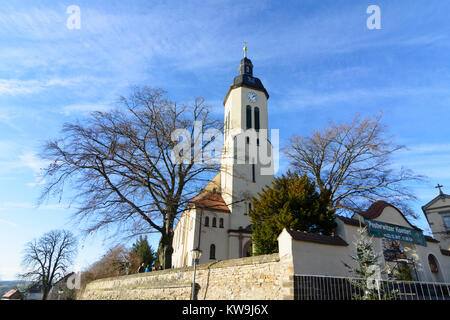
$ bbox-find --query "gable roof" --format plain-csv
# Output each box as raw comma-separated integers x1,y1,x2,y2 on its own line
191,192,230,213
2,289,22,299
286,230,348,246
421,193,450,211
357,200,422,231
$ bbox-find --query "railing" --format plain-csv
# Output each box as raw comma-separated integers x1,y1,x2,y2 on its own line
294,274,450,300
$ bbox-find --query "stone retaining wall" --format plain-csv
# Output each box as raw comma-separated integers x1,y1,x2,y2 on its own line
81,253,294,300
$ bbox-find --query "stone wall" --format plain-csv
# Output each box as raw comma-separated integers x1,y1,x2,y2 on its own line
81,253,294,300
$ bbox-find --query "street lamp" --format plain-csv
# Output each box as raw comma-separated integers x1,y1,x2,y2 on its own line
191,248,202,300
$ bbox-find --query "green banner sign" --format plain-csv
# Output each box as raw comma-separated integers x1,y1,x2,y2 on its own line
365,220,427,247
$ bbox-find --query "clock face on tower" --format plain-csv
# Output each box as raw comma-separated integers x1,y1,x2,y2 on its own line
247,91,258,103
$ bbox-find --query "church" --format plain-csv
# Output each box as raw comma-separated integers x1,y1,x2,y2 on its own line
172,49,450,285
172,46,274,267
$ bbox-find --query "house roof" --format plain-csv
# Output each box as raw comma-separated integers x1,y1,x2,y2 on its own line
191,192,230,213
2,289,21,299
286,230,348,246
357,200,422,231
440,249,450,256
421,193,450,211
424,235,439,243
421,193,450,228
228,225,252,234
337,216,365,227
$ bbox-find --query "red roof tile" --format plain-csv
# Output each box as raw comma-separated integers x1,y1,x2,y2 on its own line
2,289,21,299
191,192,230,213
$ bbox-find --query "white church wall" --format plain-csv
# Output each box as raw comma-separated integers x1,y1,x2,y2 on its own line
172,208,197,268
425,197,450,250
414,242,450,283
196,209,230,265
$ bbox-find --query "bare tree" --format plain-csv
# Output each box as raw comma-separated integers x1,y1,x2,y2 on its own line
39,87,221,269
20,230,77,300
284,114,423,217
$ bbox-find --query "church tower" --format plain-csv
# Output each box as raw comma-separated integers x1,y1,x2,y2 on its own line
221,45,274,231
171,46,275,267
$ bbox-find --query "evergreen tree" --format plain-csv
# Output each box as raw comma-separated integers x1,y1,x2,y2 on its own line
132,236,156,267
344,227,398,300
249,171,336,255
394,264,413,281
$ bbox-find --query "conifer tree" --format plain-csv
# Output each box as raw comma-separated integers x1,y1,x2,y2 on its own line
250,171,335,255
344,227,398,300
132,235,156,267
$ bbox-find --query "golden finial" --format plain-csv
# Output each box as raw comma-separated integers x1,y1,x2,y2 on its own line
243,41,247,58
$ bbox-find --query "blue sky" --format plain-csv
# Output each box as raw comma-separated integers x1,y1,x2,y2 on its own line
1,0,450,280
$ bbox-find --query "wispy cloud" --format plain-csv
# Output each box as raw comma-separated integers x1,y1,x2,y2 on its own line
0,77,89,96
0,218,18,227
401,143,450,155
17,152,50,187
275,86,449,113
61,103,111,116
0,202,64,210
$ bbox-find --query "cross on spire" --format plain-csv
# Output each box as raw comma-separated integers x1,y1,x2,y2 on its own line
435,184,444,195
243,41,247,58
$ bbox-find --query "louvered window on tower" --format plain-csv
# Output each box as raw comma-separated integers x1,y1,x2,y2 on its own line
254,107,260,131
246,105,252,129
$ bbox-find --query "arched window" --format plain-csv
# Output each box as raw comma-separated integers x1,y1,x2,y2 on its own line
254,107,260,131
212,217,217,227
246,105,252,129
252,164,256,183
428,254,439,273
204,216,209,227
210,244,216,259
219,218,224,228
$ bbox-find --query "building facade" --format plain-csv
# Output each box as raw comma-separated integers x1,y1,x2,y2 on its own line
172,50,274,267
278,198,450,283
172,51,449,284
422,190,450,251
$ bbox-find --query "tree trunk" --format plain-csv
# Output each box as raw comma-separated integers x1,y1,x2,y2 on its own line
157,214,175,269
157,232,174,269
42,284,50,300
